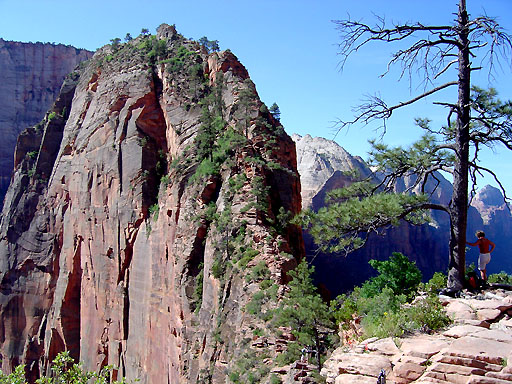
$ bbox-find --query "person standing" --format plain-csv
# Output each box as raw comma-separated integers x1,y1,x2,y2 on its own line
466,231,495,283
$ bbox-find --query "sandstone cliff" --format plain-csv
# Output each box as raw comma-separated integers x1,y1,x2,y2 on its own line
0,38,93,208
0,25,303,383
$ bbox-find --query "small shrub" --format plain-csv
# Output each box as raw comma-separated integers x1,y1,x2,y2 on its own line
421,272,447,294
259,279,273,290
211,255,225,279
245,291,266,315
0,365,27,384
489,272,512,285
245,260,270,282
364,252,422,298
148,203,159,221
238,248,258,268
27,151,38,159
160,174,170,187
48,111,57,121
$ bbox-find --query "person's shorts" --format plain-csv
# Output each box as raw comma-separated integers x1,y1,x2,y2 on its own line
478,253,491,270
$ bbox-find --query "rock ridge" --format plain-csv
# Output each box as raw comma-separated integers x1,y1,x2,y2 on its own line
0,24,304,383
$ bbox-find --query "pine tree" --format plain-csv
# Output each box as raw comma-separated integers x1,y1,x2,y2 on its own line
274,260,336,371
305,0,512,290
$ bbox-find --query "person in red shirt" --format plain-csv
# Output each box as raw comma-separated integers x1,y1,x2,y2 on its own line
466,230,495,282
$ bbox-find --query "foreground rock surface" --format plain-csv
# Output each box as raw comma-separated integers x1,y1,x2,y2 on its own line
321,288,512,383
0,25,303,383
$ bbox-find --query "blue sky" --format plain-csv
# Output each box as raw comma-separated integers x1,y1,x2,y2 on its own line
1,0,512,195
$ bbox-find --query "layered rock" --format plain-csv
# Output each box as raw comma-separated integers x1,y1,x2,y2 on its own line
0,38,93,207
322,288,512,383
0,25,303,383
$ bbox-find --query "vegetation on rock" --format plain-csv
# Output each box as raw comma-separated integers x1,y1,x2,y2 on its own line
0,352,129,384
332,253,451,340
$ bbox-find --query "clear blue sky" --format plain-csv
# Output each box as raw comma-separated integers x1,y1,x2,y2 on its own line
1,0,512,195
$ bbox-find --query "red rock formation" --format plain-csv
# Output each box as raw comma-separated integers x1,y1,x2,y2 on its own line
0,39,93,207
0,25,303,383
322,289,512,383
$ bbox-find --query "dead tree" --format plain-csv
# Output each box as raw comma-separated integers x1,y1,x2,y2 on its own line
333,0,512,289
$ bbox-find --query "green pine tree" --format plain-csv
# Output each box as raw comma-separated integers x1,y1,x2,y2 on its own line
274,260,336,371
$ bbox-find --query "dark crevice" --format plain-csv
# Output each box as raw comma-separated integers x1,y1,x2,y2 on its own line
60,235,82,362
185,177,222,312
137,72,169,216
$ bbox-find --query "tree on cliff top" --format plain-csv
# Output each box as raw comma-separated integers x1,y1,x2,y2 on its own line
301,0,512,289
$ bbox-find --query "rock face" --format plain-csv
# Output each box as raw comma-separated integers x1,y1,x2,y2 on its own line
322,288,512,383
0,25,303,383
293,134,370,210
0,38,93,208
294,134,512,296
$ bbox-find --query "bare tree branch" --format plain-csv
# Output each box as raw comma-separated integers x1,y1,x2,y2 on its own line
335,81,457,137
469,160,511,202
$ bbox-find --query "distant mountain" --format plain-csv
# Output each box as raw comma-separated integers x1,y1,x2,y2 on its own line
292,134,370,209
0,39,93,207
293,134,512,295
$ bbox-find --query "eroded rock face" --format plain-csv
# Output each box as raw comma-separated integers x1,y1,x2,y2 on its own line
0,25,303,383
0,39,93,207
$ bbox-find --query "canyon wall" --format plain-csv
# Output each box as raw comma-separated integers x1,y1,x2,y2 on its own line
0,25,303,383
0,38,93,207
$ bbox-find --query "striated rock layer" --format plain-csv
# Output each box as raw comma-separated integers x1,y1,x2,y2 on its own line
0,38,93,207
0,25,304,383
322,289,512,383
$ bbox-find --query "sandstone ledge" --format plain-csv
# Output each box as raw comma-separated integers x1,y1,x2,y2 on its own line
322,289,512,383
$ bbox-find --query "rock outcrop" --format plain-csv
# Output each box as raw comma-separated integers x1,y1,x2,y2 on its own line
0,25,303,383
322,288,512,383
0,38,93,208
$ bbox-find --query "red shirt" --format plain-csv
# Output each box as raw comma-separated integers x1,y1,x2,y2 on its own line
467,237,495,254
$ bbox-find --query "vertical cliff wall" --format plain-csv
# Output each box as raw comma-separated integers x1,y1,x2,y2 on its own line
0,25,303,383
0,38,93,207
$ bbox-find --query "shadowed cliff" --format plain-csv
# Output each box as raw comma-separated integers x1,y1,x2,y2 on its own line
0,38,93,208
